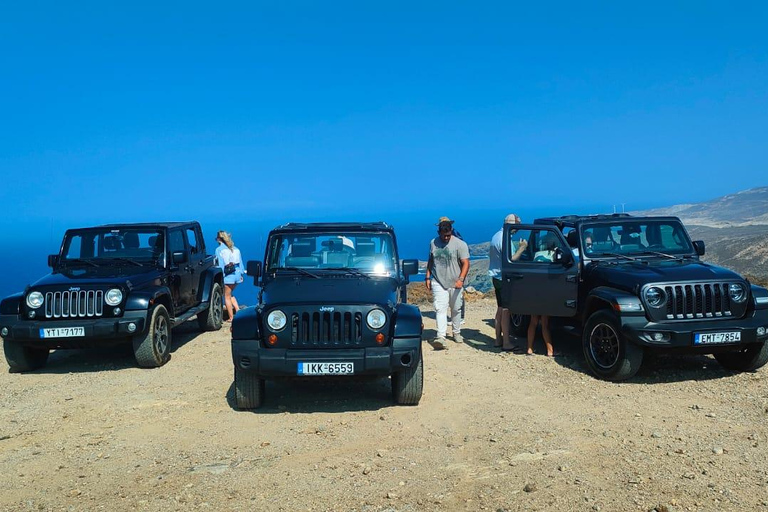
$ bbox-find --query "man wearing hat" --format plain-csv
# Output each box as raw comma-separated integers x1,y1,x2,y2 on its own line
489,214,528,350
426,216,470,349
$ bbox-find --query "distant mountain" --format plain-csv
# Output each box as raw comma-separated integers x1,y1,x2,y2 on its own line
635,186,768,227
463,186,768,293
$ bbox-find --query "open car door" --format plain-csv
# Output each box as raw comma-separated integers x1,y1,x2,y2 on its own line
501,224,579,317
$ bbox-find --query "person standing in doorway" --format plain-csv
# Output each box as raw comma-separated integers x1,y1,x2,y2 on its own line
426,217,470,349
489,214,527,351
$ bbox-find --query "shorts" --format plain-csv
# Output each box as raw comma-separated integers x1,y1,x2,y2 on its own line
492,278,502,306
224,266,244,285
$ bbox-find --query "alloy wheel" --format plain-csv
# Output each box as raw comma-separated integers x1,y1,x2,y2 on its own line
589,322,620,369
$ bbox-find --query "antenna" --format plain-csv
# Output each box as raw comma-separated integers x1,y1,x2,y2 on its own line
621,203,626,213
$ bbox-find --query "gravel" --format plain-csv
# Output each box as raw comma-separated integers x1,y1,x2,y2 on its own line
1,300,768,511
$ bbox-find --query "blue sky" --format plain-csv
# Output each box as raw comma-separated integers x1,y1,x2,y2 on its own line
1,1,767,230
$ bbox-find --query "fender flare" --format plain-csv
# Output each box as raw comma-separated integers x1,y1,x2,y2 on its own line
124,287,174,312
197,267,224,303
231,307,261,340
583,286,644,322
392,303,423,338
0,293,23,315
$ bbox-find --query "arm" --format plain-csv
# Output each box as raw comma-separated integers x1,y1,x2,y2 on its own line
425,253,434,291
455,258,470,289
510,239,528,261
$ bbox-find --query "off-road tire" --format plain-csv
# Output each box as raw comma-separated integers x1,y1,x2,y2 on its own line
133,305,172,368
510,313,530,337
197,282,224,331
3,340,49,373
583,310,644,381
234,367,265,409
392,348,424,405
714,342,768,372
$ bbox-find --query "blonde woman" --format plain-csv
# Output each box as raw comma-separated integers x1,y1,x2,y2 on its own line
215,231,244,322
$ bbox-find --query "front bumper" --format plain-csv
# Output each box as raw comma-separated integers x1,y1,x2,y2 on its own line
621,310,768,351
0,311,148,348
232,337,421,377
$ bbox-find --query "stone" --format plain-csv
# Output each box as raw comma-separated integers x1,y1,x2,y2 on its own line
523,483,537,493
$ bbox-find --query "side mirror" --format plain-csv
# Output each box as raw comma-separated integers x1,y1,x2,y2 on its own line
553,247,573,266
402,259,419,276
246,260,262,281
693,240,705,256
47,254,59,268
172,251,188,265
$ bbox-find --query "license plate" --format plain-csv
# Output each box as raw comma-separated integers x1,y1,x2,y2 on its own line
297,362,354,376
694,331,741,345
40,327,85,338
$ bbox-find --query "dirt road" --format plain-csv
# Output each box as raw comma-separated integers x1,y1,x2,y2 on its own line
2,299,768,511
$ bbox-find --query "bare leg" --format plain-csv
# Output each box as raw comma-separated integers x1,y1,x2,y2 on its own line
501,308,511,349
541,316,555,356
494,307,503,346
527,315,540,354
229,283,240,312
224,285,235,322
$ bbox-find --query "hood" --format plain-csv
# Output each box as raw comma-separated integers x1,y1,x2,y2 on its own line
588,259,744,293
30,266,164,290
261,276,398,306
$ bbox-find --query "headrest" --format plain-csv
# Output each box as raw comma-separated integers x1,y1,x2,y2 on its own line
123,232,139,249
292,242,313,257
356,242,375,257
566,231,578,248
103,236,121,251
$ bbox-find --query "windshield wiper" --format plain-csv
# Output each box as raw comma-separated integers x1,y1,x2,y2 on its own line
633,250,680,260
322,267,371,279
65,258,101,268
108,257,144,267
280,267,320,279
595,252,641,262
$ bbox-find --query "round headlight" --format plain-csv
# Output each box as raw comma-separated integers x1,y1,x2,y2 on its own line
366,309,387,330
728,283,746,303
26,291,44,309
267,310,287,331
105,288,123,306
645,286,666,308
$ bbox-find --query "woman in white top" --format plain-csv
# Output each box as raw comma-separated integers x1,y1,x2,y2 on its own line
215,231,244,322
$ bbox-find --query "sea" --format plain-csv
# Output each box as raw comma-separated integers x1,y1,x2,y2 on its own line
0,205,609,307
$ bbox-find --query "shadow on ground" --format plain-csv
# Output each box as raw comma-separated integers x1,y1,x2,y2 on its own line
22,318,208,374
225,376,397,414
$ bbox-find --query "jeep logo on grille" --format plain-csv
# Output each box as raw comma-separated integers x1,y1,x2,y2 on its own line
69,287,81,292
319,306,335,313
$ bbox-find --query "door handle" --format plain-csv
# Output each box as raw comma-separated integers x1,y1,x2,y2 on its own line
506,273,524,280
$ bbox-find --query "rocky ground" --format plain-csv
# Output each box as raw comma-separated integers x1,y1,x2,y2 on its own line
2,299,768,512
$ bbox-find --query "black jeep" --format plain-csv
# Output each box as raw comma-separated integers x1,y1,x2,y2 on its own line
230,222,423,409
0,222,224,371
501,214,768,381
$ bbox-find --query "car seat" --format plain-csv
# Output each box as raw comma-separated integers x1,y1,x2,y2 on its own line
285,242,320,268
353,241,376,268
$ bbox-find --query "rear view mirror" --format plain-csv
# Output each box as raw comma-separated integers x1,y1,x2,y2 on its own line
247,260,262,281
693,240,705,256
402,259,419,276
171,251,188,265
47,254,59,268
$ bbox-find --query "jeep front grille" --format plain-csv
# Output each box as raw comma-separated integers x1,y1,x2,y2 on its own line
290,312,363,345
45,290,104,319
663,283,731,320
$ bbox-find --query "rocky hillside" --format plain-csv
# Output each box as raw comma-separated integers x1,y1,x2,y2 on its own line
636,186,768,227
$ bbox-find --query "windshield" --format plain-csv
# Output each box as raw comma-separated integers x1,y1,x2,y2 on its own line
266,232,397,275
62,228,164,264
581,220,694,258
